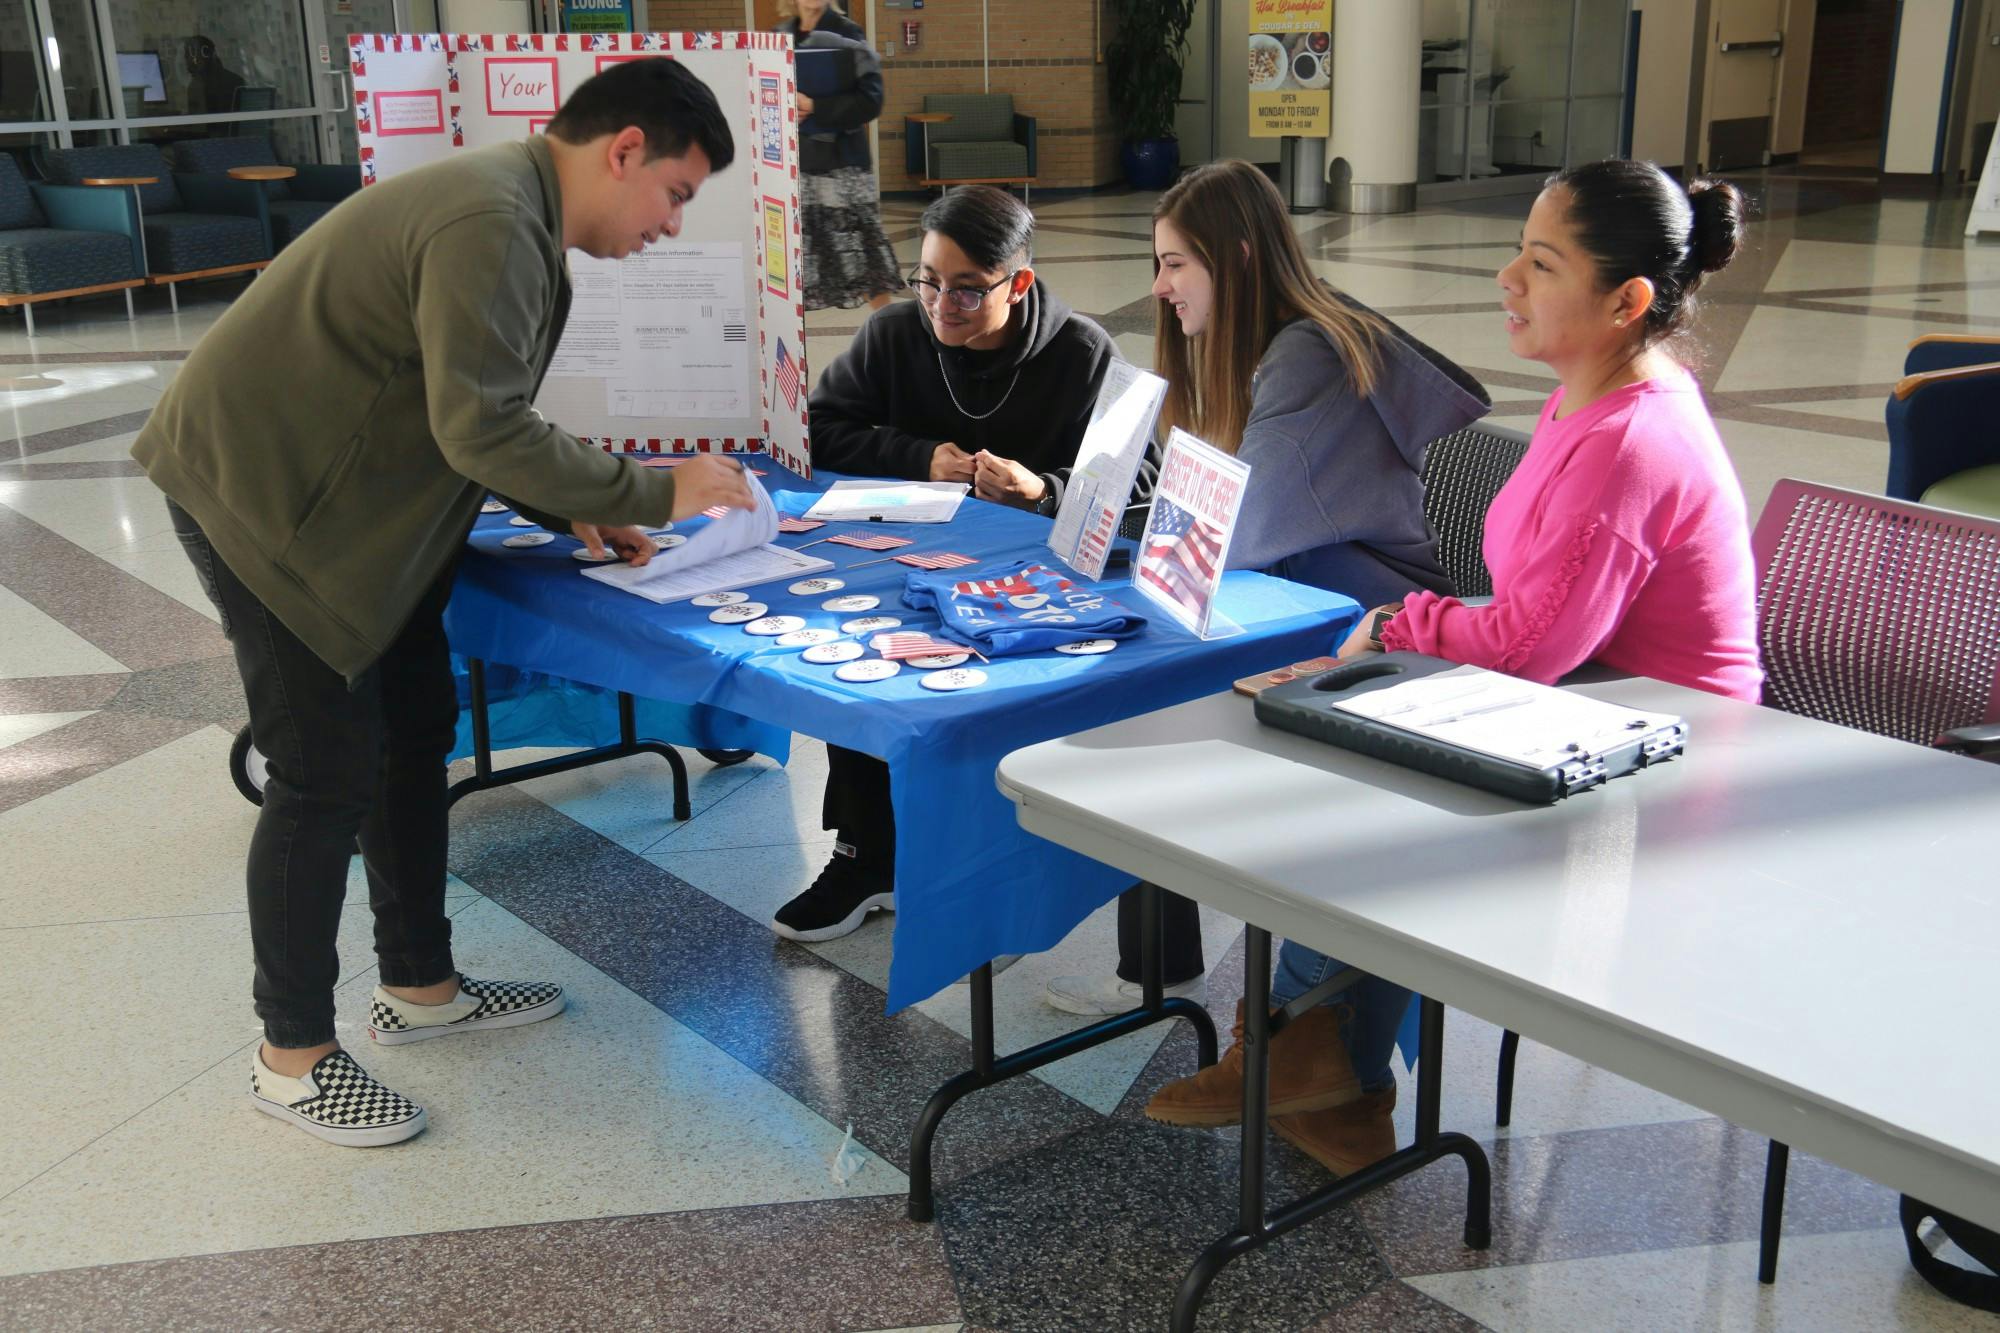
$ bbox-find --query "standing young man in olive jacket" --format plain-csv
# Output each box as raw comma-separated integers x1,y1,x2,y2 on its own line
134,60,756,1147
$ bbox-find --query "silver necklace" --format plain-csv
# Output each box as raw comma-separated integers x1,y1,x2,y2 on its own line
936,352,1023,422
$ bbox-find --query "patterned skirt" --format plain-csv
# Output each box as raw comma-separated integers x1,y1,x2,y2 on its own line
800,165,904,311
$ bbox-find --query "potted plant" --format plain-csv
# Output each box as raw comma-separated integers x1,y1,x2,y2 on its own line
1106,0,1197,190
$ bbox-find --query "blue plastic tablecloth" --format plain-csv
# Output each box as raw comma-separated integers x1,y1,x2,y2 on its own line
445,464,1362,1009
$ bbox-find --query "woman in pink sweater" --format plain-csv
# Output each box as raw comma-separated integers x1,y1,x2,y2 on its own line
1144,159,1764,1179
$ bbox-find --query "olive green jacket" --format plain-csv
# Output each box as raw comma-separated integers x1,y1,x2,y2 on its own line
134,137,676,682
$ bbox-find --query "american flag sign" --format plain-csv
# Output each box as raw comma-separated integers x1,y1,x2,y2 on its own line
1138,496,1225,629
894,551,978,570
774,338,801,412
828,532,913,551
872,632,964,660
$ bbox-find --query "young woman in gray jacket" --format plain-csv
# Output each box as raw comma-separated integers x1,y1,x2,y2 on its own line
1042,160,1490,1043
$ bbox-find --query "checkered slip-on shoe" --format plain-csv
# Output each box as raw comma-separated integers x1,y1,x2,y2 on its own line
250,1048,425,1148
365,973,565,1046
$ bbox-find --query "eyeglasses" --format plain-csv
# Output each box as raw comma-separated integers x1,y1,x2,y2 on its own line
907,270,1019,313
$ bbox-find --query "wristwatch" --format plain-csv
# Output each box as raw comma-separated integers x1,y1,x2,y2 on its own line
1368,605,1403,649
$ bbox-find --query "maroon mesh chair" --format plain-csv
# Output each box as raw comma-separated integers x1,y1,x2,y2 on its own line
1494,480,2000,1287
1752,479,2000,752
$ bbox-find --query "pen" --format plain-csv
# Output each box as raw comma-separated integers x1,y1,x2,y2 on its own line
1416,694,1533,726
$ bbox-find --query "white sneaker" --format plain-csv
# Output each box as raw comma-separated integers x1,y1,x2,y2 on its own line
1042,973,1207,1016
250,1047,426,1148
366,973,565,1045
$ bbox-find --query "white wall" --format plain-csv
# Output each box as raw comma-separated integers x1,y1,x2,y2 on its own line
1628,0,1695,167
1883,0,1958,173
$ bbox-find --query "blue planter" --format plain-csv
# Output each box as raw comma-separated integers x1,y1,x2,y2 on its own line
1121,137,1180,191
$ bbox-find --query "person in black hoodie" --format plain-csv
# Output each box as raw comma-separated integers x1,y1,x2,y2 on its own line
772,184,1117,943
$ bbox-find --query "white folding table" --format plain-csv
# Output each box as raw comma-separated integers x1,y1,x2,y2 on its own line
995,676,2000,1330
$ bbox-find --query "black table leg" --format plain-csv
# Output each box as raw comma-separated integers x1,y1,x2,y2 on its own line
1171,931,1492,1333
906,882,1220,1222
1759,1140,1789,1284
445,658,692,820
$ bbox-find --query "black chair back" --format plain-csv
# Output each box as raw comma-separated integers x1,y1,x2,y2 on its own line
1419,421,1531,599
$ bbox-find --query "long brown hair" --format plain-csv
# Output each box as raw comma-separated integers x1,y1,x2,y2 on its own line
1152,160,1385,453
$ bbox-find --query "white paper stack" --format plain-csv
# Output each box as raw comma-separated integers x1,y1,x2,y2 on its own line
579,481,832,603
803,479,968,524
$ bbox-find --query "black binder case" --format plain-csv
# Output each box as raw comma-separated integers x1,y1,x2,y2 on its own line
1253,652,1686,804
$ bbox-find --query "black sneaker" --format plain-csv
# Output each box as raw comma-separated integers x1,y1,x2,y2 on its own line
772,846,894,942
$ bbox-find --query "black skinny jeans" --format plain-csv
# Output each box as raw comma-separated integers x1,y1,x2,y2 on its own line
171,499,459,1047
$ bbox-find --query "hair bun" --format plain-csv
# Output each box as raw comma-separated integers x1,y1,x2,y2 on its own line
1685,178,1746,276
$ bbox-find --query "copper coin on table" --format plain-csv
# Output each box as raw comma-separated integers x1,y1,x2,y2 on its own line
841,615,902,634
802,640,865,664
835,659,901,682
1054,639,1117,655
692,590,750,607
775,627,841,648
743,615,806,636
823,594,879,613
708,602,768,624
1290,657,1340,674
508,515,536,527
920,668,987,691
570,548,621,563
1266,670,1296,684
788,577,844,596
501,532,554,548
906,652,971,669
480,500,509,514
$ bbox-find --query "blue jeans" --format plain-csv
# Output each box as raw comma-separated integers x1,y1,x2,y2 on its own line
1271,941,1412,1094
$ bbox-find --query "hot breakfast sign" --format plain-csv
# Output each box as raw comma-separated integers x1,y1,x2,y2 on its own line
1247,0,1331,138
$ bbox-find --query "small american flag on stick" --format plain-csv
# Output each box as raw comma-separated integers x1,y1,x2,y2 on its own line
873,632,967,660
827,532,914,551
894,551,978,571
774,338,801,411
777,516,824,533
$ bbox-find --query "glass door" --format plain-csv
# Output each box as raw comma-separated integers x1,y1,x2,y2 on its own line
309,0,404,165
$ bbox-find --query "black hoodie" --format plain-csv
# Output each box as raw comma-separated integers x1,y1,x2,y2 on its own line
806,278,1119,512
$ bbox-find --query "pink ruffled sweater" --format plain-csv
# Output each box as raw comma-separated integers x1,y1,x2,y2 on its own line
1382,371,1764,702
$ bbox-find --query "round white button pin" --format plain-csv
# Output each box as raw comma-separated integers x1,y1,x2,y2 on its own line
508,516,536,528
802,640,866,664
776,627,842,648
920,668,987,691
744,615,805,636
708,602,768,624
571,548,621,563
907,653,971,669
835,659,901,682
502,532,554,548
1054,639,1117,655
691,590,750,607
481,500,509,514
789,577,845,596
823,594,880,613
841,615,902,634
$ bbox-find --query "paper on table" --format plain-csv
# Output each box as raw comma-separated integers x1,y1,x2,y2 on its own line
581,542,835,604
577,479,788,602
804,479,968,524
1331,665,1683,770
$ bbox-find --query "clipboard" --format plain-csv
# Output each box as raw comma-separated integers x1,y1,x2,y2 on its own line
1252,652,1687,803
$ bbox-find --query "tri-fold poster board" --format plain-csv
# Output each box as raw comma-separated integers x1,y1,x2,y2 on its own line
350,31,811,475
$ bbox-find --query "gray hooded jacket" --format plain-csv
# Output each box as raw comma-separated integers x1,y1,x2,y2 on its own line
1225,309,1491,608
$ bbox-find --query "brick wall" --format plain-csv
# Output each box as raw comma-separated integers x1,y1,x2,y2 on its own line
642,1,747,30
874,0,1119,191
1801,0,1898,148
640,0,1122,190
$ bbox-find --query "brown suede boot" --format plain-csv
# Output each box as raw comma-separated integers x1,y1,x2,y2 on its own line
1144,1000,1362,1127
1272,1083,1398,1177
